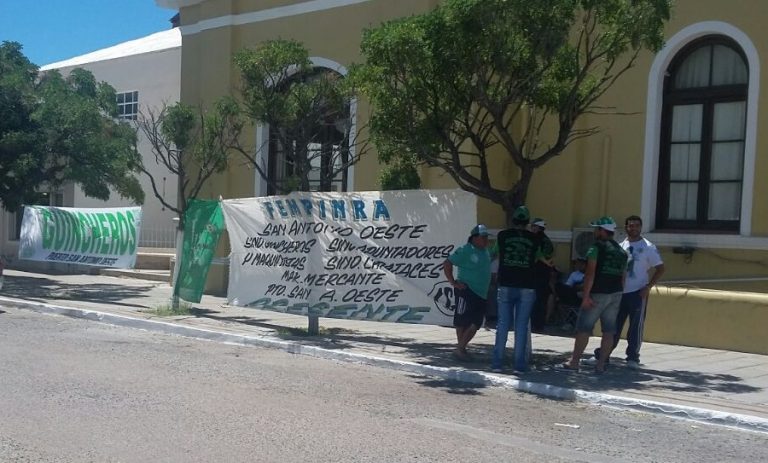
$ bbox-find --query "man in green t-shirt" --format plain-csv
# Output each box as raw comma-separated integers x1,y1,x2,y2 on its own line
443,224,492,361
561,216,627,374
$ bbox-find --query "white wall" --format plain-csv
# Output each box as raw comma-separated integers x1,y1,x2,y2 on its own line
65,45,181,248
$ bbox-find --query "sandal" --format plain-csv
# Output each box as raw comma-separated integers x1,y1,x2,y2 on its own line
556,362,580,372
593,363,609,374
452,350,469,362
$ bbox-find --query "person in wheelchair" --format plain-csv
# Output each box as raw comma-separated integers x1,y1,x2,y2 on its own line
546,257,587,328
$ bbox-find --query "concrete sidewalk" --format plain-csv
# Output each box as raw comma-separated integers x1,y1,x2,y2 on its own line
1,269,766,433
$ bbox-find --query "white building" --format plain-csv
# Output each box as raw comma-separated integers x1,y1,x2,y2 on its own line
1,27,181,260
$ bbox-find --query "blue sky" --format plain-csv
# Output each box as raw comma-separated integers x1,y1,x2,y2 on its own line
0,0,176,66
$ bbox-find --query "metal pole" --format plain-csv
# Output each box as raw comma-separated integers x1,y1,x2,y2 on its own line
308,315,319,336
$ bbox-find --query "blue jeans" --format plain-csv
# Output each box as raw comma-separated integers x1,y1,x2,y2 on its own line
493,286,536,370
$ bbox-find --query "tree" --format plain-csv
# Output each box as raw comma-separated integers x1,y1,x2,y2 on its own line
379,155,421,191
136,98,242,228
136,98,243,307
232,39,365,193
0,41,144,211
352,0,671,223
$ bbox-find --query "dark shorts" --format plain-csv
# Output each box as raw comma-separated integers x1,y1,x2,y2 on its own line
453,287,486,328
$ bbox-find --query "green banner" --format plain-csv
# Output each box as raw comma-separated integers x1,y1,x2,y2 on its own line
175,199,225,303
19,206,142,268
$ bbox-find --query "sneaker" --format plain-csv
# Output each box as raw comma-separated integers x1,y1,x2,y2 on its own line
626,360,640,370
581,357,598,366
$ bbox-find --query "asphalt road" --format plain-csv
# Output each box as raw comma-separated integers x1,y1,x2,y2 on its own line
1,307,765,463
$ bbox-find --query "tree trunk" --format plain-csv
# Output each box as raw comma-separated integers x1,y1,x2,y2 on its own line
170,224,184,310
503,165,535,227
170,170,186,310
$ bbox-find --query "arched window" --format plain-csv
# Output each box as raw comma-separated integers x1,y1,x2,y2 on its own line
656,37,748,231
267,68,351,194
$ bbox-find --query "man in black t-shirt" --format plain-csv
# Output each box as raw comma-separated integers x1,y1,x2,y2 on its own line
561,216,627,374
491,206,543,372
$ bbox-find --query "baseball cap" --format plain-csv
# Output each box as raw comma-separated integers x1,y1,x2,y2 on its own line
589,216,616,232
532,218,546,229
470,224,490,237
512,206,530,224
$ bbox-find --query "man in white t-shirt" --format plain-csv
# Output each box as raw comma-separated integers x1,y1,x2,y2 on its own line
592,215,664,369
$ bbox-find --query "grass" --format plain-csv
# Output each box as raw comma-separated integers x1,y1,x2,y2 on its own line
275,326,356,337
143,301,195,317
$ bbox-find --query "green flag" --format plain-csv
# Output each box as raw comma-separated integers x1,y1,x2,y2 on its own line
175,199,225,303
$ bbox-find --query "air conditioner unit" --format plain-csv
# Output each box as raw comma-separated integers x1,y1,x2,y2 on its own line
571,228,594,260
571,227,627,260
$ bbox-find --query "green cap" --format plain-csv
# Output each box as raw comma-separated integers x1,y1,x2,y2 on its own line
589,216,616,232
512,205,530,224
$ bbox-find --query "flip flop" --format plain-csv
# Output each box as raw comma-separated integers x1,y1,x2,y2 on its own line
452,351,469,361
556,362,580,372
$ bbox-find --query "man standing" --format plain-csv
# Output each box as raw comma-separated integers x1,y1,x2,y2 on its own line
530,218,555,332
491,206,542,372
592,215,665,369
443,224,492,361
561,217,627,374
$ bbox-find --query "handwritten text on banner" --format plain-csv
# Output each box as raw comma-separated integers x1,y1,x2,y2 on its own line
222,190,476,325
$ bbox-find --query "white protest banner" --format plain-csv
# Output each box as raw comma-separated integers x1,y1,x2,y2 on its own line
222,189,476,326
19,206,142,268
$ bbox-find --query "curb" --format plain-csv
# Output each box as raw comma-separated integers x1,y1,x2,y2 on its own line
99,268,171,283
4,296,767,435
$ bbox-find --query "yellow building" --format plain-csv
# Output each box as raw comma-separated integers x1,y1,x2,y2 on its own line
156,0,768,353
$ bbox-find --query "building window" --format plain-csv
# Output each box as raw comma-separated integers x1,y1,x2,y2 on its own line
117,90,139,120
656,37,748,231
267,69,350,194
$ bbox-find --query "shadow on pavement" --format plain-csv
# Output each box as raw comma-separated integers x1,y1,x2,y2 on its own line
198,311,762,398
520,363,762,396
1,274,155,309
200,312,471,368
409,375,487,395
1,270,762,411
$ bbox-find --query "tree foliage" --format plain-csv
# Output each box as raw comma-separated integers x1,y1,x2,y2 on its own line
233,39,364,193
379,155,421,191
0,41,143,211
136,98,242,226
352,0,671,221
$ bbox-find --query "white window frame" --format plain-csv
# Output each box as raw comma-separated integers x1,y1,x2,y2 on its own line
641,21,761,248
254,57,357,197
117,90,139,121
